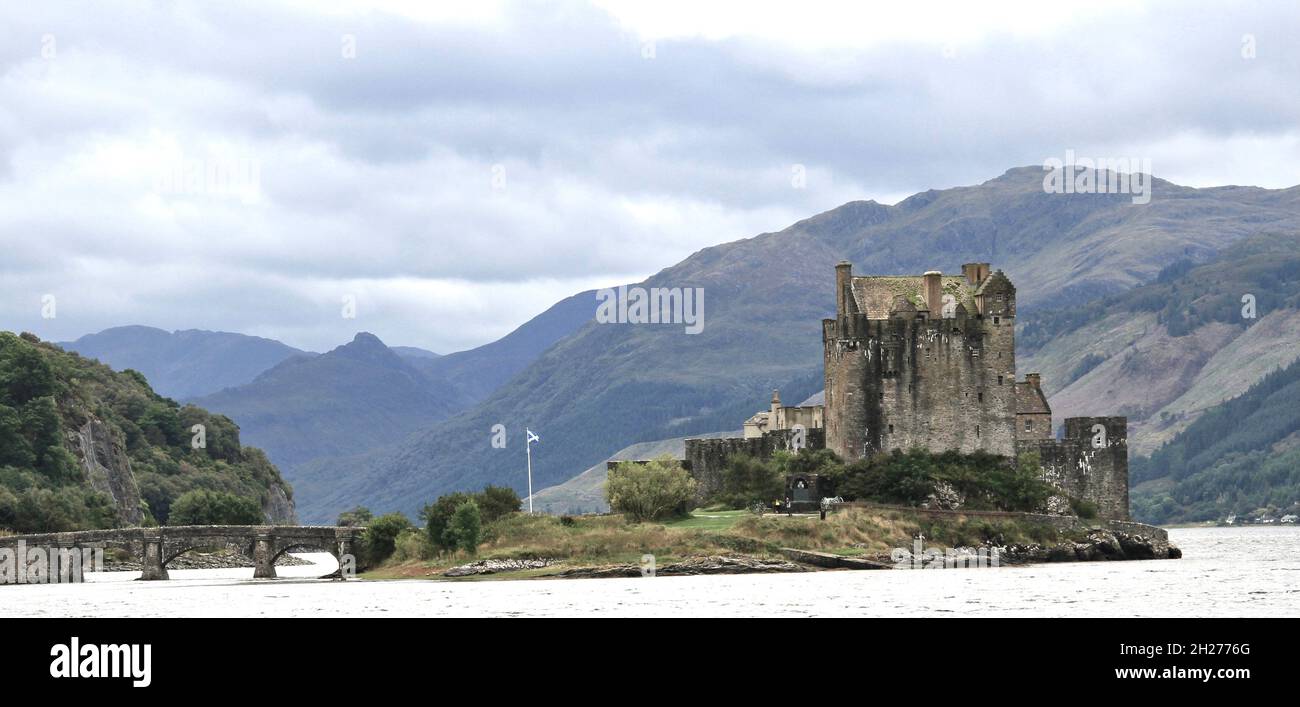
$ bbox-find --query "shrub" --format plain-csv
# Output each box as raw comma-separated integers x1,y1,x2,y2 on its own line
443,499,482,555
167,489,263,526
336,506,373,527
1070,498,1099,519
391,527,434,562
420,485,522,552
421,492,473,551
605,455,697,522
832,448,1054,512
360,512,413,565
476,485,522,523
711,454,783,509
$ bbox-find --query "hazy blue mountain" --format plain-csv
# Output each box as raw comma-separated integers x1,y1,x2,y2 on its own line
293,167,1300,522
193,333,470,491
409,291,597,405
391,346,441,360
59,325,309,400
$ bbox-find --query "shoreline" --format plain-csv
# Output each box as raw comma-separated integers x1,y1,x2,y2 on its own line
362,508,1179,582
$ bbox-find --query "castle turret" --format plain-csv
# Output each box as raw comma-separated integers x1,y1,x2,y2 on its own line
922,270,942,315
962,262,990,287
835,261,852,322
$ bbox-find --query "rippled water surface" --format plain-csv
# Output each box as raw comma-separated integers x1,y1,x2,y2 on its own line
3,527,1297,617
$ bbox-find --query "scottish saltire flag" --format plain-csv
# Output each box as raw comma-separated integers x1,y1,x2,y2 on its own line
527,429,540,444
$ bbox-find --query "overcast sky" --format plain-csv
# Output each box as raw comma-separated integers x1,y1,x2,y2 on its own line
2,0,1297,353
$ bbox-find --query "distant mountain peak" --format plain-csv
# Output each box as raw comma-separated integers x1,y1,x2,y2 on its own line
327,331,408,367
349,331,386,346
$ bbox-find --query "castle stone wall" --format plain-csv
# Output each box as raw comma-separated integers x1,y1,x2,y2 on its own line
683,428,825,503
1018,416,1130,520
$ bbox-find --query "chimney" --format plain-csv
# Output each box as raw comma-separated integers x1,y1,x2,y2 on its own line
922,271,942,313
1026,373,1042,389
962,262,990,286
835,261,852,320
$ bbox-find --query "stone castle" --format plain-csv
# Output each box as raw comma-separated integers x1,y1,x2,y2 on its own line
685,261,1130,520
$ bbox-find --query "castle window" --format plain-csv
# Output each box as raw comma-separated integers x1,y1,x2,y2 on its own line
997,375,1003,385
888,424,894,434
976,424,981,437
993,316,1000,325
978,392,983,403
1025,419,1032,430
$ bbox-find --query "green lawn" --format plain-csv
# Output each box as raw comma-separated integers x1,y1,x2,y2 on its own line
662,510,750,531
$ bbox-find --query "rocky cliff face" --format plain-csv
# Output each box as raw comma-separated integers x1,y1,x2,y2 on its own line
262,482,298,525
66,418,143,526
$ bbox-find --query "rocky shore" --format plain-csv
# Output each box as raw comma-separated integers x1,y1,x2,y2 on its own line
443,555,804,579
444,558,555,577
998,529,1182,564
549,556,804,578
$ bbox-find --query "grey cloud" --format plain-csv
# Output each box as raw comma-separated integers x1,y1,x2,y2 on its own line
1,0,1298,352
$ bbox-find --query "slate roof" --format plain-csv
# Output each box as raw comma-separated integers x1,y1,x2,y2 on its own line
1015,381,1052,415
850,275,979,319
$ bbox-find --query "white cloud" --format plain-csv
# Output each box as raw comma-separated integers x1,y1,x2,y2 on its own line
1,0,1298,352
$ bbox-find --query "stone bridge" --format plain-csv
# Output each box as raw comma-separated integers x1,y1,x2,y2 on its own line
0,525,365,581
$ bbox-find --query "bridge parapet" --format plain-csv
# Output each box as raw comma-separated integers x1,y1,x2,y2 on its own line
0,526,366,583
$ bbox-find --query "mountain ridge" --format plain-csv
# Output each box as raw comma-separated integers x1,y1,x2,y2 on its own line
58,325,311,400
296,166,1300,522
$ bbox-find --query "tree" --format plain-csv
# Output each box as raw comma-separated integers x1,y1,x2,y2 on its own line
20,396,76,482
360,512,412,565
0,405,35,469
0,333,56,405
605,455,697,522
477,484,521,522
443,499,482,555
419,484,521,551
421,492,473,551
337,506,373,527
167,489,263,526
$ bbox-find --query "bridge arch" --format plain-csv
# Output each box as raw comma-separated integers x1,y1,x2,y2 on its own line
0,526,365,583
161,536,256,568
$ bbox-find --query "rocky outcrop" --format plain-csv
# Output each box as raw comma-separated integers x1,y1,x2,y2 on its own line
547,555,804,579
998,530,1180,564
444,558,554,577
262,482,298,525
1040,495,1073,515
66,418,142,526
780,547,891,569
920,481,963,511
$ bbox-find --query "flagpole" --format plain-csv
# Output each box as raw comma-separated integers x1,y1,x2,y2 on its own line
526,434,534,514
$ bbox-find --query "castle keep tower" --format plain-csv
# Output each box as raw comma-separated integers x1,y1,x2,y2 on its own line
822,262,1017,461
